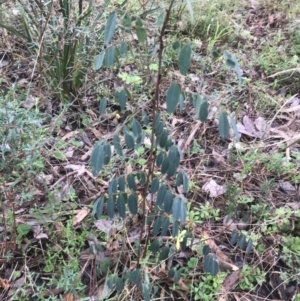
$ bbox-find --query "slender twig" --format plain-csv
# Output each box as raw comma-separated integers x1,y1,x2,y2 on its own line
137,0,175,268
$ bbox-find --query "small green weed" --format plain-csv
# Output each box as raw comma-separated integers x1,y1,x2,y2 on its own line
189,272,227,301
239,264,266,291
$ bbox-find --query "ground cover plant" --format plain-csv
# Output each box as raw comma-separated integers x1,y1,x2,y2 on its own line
0,0,300,300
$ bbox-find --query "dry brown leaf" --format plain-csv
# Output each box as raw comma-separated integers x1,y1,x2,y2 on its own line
182,120,201,153
65,164,86,176
0,278,9,290
202,230,239,271
218,270,241,301
91,128,103,139
243,115,256,135
202,179,226,198
63,293,73,301
61,130,79,141
254,117,269,136
73,208,90,226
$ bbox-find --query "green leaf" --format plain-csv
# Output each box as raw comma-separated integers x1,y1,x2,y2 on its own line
166,82,181,114
172,197,181,221
128,193,138,215
218,112,229,139
239,234,247,249
167,163,177,177
153,217,162,235
161,217,170,236
103,142,111,165
96,197,104,219
161,158,170,174
231,231,239,245
137,172,146,184
159,246,170,261
118,176,125,192
199,100,208,122
176,173,183,186
125,133,135,149
91,142,104,177
104,11,117,44
108,179,118,194
128,269,141,285
122,13,132,29
142,110,149,125
99,98,107,115
168,146,178,163
183,173,189,193
155,122,164,136
180,200,187,225
230,115,240,142
151,178,159,194
117,194,126,218
246,239,253,254
94,51,105,70
127,174,137,191
115,277,124,291
117,89,127,111
156,11,165,27
136,27,147,44
174,270,181,284
119,42,128,57
204,253,219,276
172,41,181,50
105,46,115,67
113,134,123,156
159,130,168,148
156,184,167,207
168,268,175,278
172,220,179,237
149,239,160,253
132,118,143,137
156,152,164,167
178,44,192,75
142,283,151,301
107,196,115,219
135,18,143,28
224,51,242,88
203,245,210,256
164,191,173,213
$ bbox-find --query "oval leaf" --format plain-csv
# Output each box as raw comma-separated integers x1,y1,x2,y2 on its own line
94,51,105,70
178,44,191,75
105,46,115,67
156,184,167,207
151,178,159,194
172,197,181,221
204,253,219,276
219,112,229,139
128,193,138,215
103,143,111,165
136,27,147,44
117,194,126,218
90,143,104,177
96,197,104,219
159,246,170,261
166,82,181,114
149,239,160,253
164,191,173,213
99,98,107,115
107,196,115,219
127,174,137,191
125,133,135,149
104,12,117,44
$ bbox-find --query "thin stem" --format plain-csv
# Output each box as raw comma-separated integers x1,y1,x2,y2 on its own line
137,0,175,268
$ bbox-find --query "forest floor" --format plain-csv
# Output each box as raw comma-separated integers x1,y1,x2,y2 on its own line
0,0,300,300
